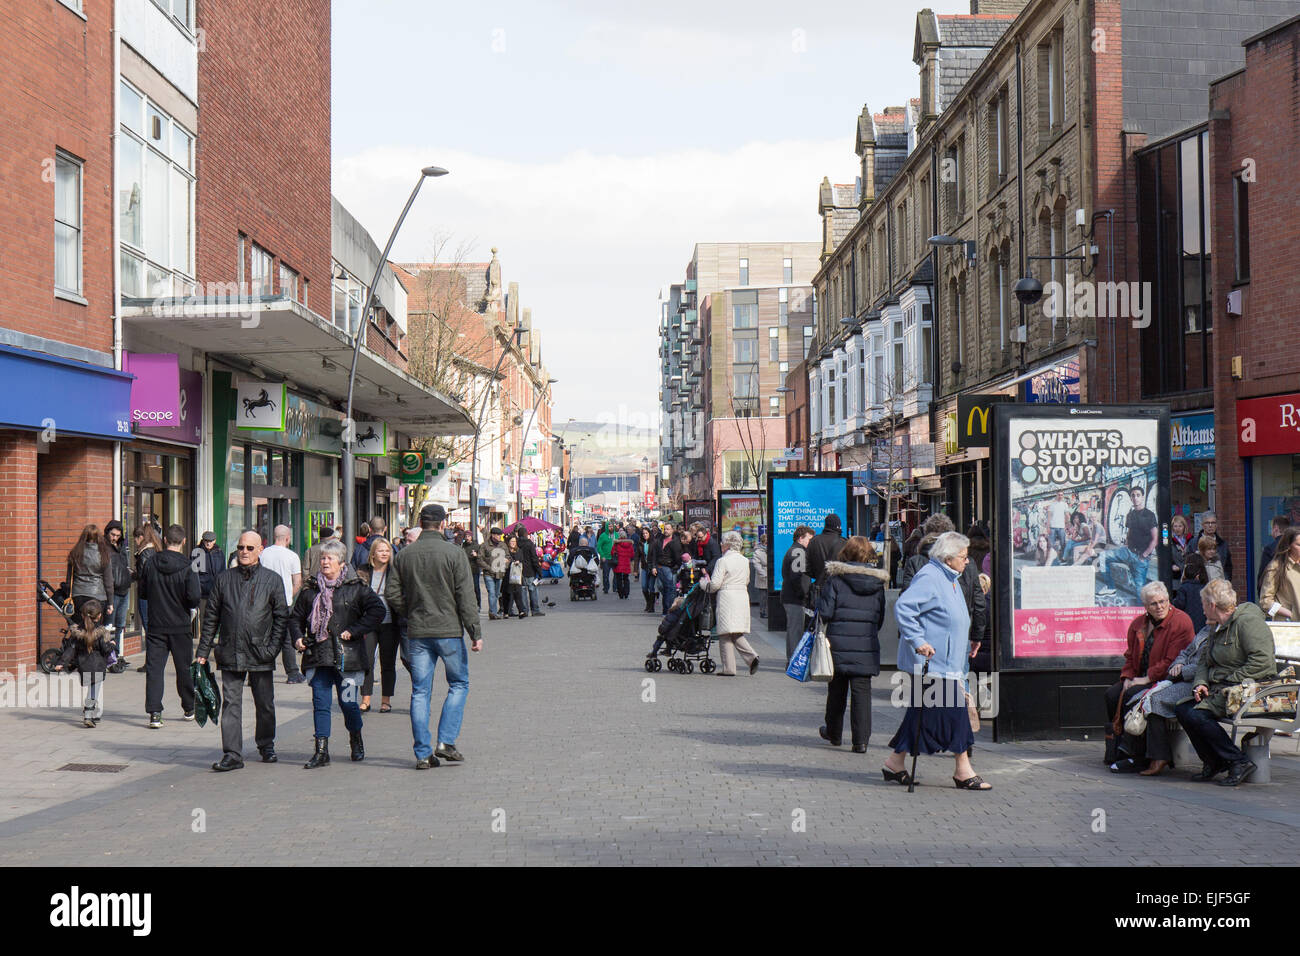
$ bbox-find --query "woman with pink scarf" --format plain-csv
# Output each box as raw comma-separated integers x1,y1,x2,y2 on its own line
288,539,385,768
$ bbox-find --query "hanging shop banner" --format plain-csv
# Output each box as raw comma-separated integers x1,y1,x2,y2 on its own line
351,421,387,457
766,471,852,593
123,351,180,423
136,368,203,446
994,403,1171,670
397,450,425,484
1170,411,1214,461
956,394,1015,448
235,381,287,431
717,490,767,559
683,498,715,530
1236,392,1300,457
518,474,539,497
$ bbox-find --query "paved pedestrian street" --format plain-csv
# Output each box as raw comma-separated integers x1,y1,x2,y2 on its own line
1,589,1296,866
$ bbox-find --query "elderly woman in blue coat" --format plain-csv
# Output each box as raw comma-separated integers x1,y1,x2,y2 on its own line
882,531,991,790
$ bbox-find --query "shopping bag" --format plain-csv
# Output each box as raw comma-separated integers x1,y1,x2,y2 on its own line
808,624,834,682
785,629,814,682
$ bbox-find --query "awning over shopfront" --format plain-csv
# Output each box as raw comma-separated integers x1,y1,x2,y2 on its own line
121,297,475,436
0,343,134,441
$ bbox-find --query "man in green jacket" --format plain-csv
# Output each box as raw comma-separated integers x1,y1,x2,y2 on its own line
387,504,483,769
596,521,615,594
1175,579,1277,787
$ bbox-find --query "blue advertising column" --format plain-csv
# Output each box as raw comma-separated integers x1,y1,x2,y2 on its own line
766,471,852,631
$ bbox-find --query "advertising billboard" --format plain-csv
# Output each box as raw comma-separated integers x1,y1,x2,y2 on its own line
683,498,715,530
766,471,852,593
717,490,767,559
994,404,1170,670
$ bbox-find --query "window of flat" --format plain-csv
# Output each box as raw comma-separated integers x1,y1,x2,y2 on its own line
778,287,789,327
1038,24,1065,144
1234,174,1250,283
150,0,193,32
783,257,793,284
945,135,966,224
118,79,195,298
279,262,299,301
768,326,780,363
250,243,273,297
917,176,930,256
732,290,758,328
54,151,83,297
989,87,1009,190
892,316,904,392
734,336,758,364
769,395,780,417
739,257,749,286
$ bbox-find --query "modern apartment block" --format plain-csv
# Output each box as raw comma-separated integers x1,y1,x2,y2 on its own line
659,242,819,504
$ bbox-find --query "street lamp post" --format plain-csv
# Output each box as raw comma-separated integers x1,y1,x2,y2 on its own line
342,165,448,553
514,377,558,524
468,324,526,545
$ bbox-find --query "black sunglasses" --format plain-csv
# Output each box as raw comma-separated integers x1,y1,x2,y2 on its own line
236,545,258,552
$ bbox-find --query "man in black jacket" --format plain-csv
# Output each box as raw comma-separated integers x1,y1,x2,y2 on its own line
1199,513,1232,583
190,530,226,640
103,520,134,668
806,514,846,585
138,524,201,728
196,530,290,771
689,523,722,575
515,530,545,616
780,526,815,662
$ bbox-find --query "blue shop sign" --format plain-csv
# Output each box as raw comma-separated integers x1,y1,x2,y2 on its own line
1171,411,1215,461
0,344,133,441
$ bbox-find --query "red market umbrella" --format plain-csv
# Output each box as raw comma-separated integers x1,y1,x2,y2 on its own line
504,517,563,535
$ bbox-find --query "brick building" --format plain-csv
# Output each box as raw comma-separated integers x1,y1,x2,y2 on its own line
1209,15,1300,599
0,0,126,671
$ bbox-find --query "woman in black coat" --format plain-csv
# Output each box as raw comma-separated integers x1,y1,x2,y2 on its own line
815,536,889,753
1172,553,1208,634
289,539,385,768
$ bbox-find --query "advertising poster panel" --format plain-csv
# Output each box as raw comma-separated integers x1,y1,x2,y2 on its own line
717,490,766,559
684,498,715,530
767,472,851,593
994,404,1170,670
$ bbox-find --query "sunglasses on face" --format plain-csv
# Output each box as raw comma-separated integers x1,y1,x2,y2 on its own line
236,545,258,552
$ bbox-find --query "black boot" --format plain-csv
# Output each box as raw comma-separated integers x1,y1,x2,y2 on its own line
349,730,365,762
304,736,330,769
1103,734,1119,765
644,592,656,612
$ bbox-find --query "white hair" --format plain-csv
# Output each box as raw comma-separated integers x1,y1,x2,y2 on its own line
930,532,970,564
722,530,745,551
1139,581,1169,604
319,539,347,561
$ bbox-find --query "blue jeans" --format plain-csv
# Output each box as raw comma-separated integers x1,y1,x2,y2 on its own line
137,597,149,634
1050,527,1067,556
484,576,501,615
601,559,612,593
525,577,541,613
1100,545,1154,591
409,636,469,759
656,566,675,615
110,596,128,645
640,568,653,593
308,667,363,738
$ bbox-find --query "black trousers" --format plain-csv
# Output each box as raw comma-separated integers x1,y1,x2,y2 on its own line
615,572,630,598
824,674,872,747
500,583,524,616
361,622,400,698
219,670,276,758
144,630,195,715
1145,715,1174,763
1175,699,1247,769
1103,680,1147,730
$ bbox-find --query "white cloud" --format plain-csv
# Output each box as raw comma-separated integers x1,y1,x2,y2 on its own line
333,137,852,426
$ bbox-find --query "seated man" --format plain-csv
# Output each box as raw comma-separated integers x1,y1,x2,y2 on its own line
1131,601,1213,776
1105,581,1195,770
1175,578,1278,787
567,537,597,574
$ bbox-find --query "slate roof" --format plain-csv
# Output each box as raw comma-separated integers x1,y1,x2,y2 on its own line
915,10,1017,114
936,13,1017,47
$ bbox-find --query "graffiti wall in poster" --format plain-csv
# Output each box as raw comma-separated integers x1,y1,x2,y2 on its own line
1008,416,1160,659
718,491,766,559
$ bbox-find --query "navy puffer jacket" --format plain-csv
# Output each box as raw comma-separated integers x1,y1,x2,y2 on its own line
816,560,889,677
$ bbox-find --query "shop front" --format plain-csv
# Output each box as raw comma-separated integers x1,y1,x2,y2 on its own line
212,371,344,554
1170,410,1215,524
1238,392,1300,595
122,362,203,543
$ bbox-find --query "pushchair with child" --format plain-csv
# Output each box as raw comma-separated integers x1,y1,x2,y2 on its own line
644,581,715,674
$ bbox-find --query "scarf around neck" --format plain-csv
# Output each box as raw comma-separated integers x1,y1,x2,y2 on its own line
308,571,343,642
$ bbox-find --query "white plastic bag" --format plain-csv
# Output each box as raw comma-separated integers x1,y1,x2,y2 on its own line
808,624,834,682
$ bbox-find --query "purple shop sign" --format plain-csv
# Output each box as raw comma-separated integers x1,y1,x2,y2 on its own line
123,352,180,422
136,368,203,446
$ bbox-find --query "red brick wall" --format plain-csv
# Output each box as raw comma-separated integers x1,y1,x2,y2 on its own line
1209,26,1300,596
0,0,114,351
194,0,331,299
0,434,38,672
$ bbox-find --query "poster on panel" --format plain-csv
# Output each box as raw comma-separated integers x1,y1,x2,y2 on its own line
766,471,852,593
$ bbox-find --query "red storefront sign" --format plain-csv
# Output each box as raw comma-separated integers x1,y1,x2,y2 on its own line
1236,392,1300,456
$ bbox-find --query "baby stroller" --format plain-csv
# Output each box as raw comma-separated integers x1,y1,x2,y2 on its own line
645,582,715,674
568,552,598,601
36,579,75,674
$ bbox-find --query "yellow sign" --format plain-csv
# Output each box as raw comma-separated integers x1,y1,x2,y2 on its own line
945,413,959,456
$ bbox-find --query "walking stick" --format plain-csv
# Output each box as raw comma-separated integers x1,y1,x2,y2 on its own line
908,657,930,794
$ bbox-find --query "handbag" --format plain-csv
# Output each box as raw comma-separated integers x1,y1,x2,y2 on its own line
508,561,523,586
808,623,834,682
1122,691,1150,736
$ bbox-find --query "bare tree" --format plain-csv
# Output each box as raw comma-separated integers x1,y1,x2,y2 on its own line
721,377,771,490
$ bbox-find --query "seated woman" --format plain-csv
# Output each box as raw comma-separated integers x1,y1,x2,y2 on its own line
1126,595,1213,776
1105,581,1195,770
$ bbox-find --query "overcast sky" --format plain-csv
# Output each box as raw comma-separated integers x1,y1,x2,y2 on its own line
331,0,972,427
